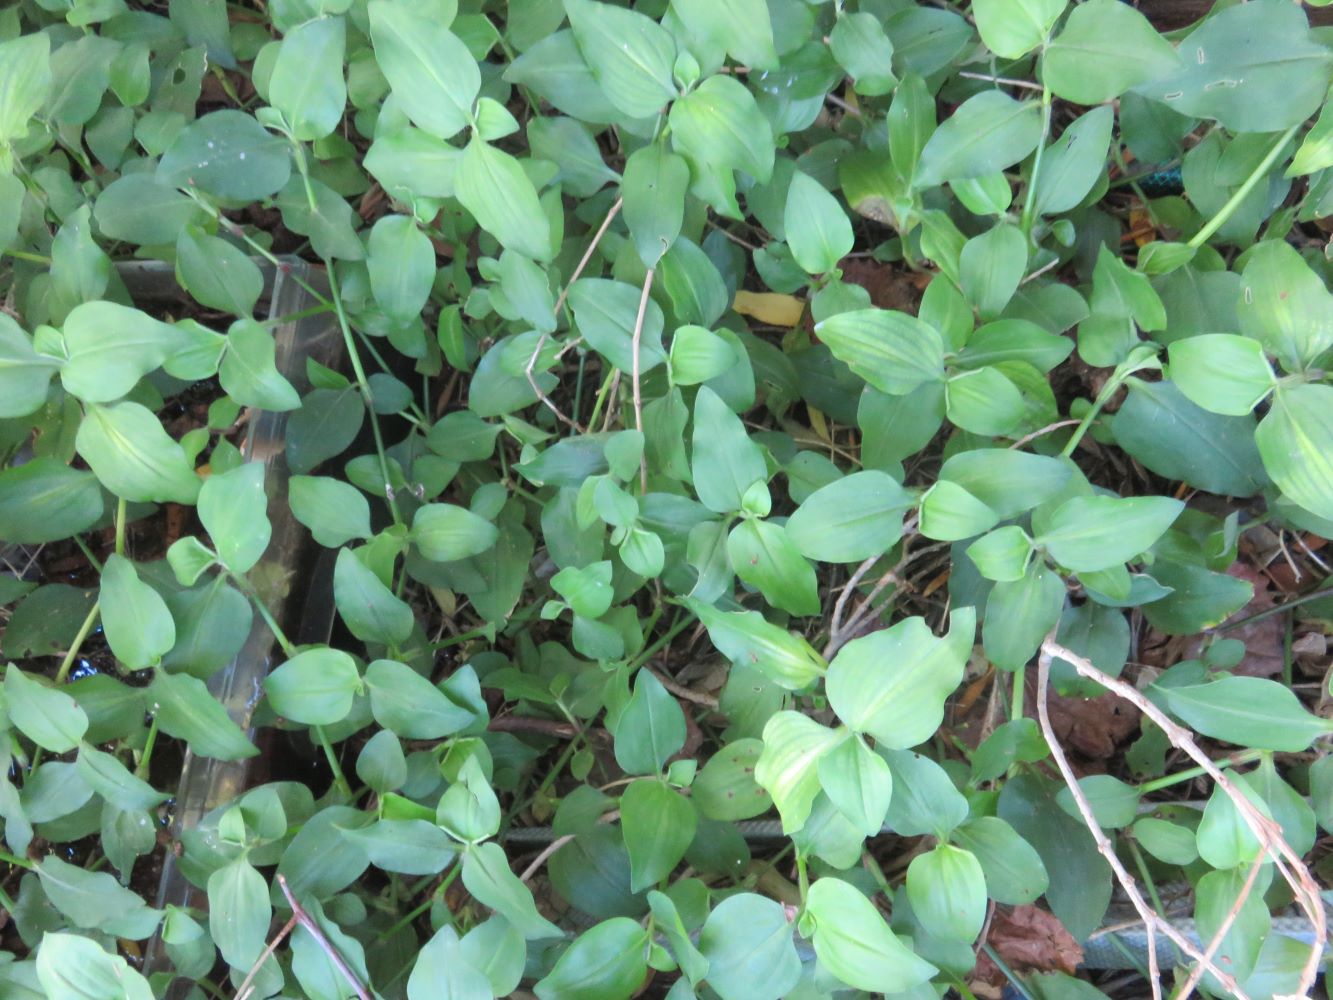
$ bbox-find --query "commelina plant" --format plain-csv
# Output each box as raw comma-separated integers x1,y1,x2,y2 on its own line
1,0,1333,998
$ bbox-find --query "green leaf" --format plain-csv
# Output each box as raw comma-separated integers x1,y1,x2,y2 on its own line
648,891,709,984
829,13,897,97
945,366,1025,437
668,75,774,195
914,91,1043,189
952,816,1049,905
219,319,301,411
697,893,801,1000
1142,559,1252,635
817,735,892,837
456,136,552,260
919,480,999,541
461,841,563,939
36,932,154,1000
754,711,843,833
966,526,1034,583
0,315,59,418
368,1,478,140
727,519,820,617
690,386,767,514
1038,495,1183,572
4,668,88,753
1168,334,1274,416
0,34,52,143
199,462,271,574
100,555,175,670
1195,867,1271,985
960,223,1026,319
269,15,346,141
614,669,686,775
669,325,736,385
0,460,103,545
1109,378,1267,497
670,0,777,71
621,779,696,891
982,560,1066,670
535,918,648,1000
1289,98,1333,177
940,449,1072,519
60,301,178,403
334,547,415,645
1033,106,1114,216
158,110,292,201
77,743,168,812
785,470,913,564
345,817,455,876
175,226,263,318
906,844,987,942
406,924,492,999
37,854,157,933
784,171,853,276
368,214,436,326
1236,240,1333,372
1055,774,1140,829
1137,2,1332,132
504,31,622,124
412,503,499,562
693,740,771,821
565,0,676,119
149,670,256,760
806,877,937,993
1042,0,1180,104
365,658,475,739
1132,816,1198,865
568,278,667,375
208,857,271,970
972,0,1065,59
1159,676,1333,752
883,748,970,838
289,475,372,548
622,144,689,268
264,647,360,725
688,599,827,691
1260,385,1333,520
827,608,975,747
813,308,945,395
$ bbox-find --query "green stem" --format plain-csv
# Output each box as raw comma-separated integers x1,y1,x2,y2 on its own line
136,715,160,780
626,612,694,671
430,625,495,651
0,850,33,870
114,497,126,556
1,248,52,264
72,535,103,574
1060,349,1159,459
326,265,403,527
263,301,334,327
376,863,460,943
981,943,1038,1000
230,572,297,657
1188,123,1299,249
54,600,100,686
315,725,353,799
1216,584,1333,633
1019,84,1055,239
1127,837,1165,917
1135,747,1264,795
1010,663,1025,722
586,367,617,430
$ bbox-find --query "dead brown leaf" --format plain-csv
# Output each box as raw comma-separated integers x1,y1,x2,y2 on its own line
975,905,1083,987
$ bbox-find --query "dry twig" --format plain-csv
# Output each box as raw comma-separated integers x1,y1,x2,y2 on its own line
1038,637,1326,1000
523,197,624,432
276,874,373,1000
630,267,655,492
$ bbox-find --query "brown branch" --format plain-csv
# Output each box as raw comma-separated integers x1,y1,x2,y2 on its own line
234,914,297,1000
630,266,654,493
487,715,580,739
1039,638,1326,999
277,874,372,1000
523,196,624,432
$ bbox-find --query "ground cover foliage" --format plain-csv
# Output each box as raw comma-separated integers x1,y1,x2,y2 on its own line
1,0,1333,997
